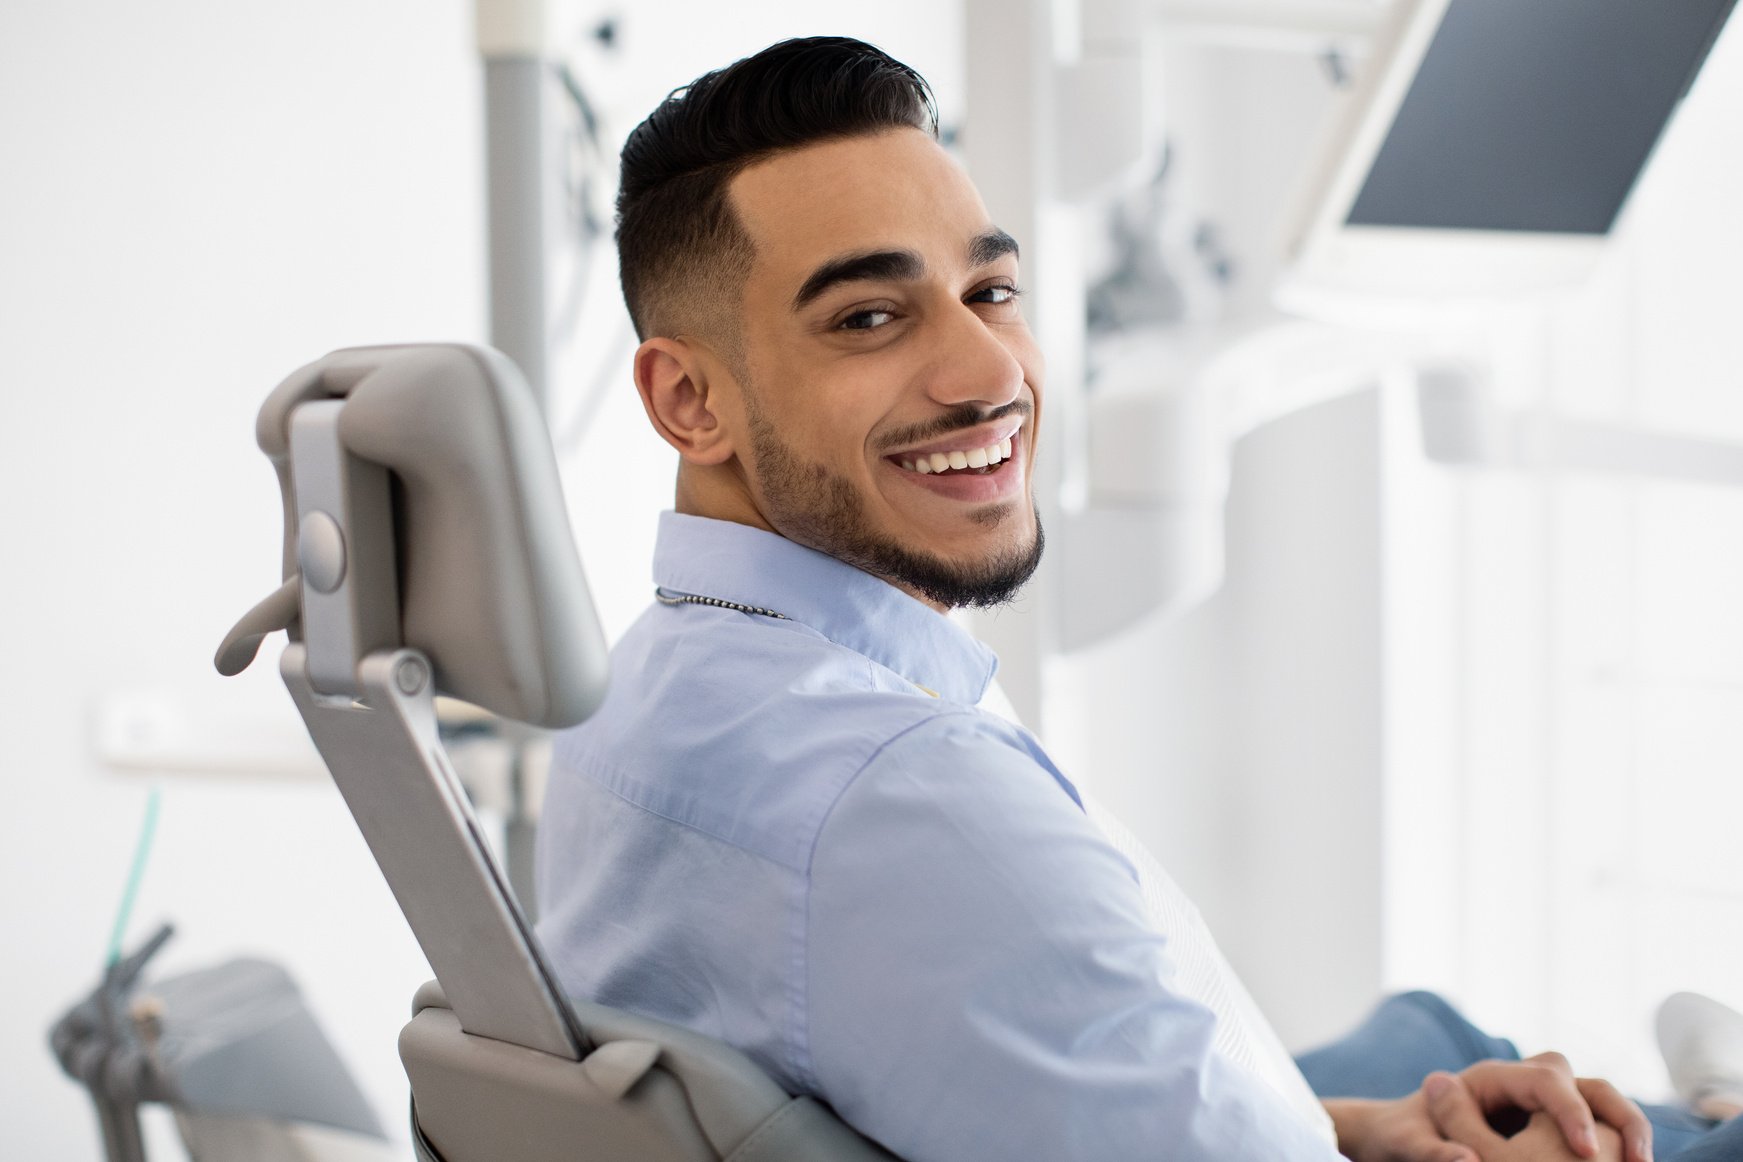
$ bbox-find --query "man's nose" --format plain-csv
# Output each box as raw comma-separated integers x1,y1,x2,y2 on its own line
921,301,1027,409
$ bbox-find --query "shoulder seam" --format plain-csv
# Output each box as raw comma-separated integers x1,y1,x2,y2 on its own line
801,705,985,875
791,705,984,1092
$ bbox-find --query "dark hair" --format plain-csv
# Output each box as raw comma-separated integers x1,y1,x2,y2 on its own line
616,37,939,342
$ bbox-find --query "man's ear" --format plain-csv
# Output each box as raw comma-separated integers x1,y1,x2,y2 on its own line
633,337,736,465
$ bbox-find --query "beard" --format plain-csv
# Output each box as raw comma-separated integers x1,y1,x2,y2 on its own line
743,397,1044,610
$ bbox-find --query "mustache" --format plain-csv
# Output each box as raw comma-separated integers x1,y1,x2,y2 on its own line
877,399,1031,454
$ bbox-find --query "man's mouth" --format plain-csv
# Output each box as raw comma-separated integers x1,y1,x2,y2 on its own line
888,424,1021,477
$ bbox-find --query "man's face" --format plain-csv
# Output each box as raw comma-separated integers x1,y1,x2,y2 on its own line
720,128,1044,609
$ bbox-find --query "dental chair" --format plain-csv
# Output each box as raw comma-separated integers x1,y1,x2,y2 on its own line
216,344,898,1162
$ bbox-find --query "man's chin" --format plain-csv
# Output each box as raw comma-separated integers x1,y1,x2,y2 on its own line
871,514,1045,611
746,411,1042,609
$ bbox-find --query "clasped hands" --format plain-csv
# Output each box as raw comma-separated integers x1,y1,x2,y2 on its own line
1329,1052,1652,1162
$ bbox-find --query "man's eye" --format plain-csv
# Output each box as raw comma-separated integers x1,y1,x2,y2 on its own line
840,309,896,331
972,284,1023,306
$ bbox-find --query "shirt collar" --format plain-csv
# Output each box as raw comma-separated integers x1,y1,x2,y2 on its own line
652,511,999,705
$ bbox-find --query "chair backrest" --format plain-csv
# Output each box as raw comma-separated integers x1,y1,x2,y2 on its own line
238,342,608,725
219,344,898,1162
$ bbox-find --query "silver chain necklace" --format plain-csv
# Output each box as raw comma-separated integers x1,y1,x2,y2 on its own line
654,587,789,620
655,587,941,698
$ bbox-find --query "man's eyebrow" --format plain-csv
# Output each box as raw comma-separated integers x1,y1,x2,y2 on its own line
791,249,925,311
788,230,1019,312
969,228,1019,268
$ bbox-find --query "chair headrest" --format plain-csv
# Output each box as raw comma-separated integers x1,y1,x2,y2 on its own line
223,343,607,729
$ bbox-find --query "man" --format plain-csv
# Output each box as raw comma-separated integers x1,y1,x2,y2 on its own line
534,36,1721,1161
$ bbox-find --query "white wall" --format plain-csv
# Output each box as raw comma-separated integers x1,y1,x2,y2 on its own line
1,3,486,1155
0,3,961,1156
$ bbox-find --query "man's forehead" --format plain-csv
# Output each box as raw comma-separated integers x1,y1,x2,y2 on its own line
728,129,1002,286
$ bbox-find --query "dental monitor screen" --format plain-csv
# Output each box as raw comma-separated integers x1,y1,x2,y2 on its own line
1283,0,1738,302
1351,0,1734,235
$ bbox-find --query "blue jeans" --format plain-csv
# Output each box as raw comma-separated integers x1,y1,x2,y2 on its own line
1295,991,1742,1160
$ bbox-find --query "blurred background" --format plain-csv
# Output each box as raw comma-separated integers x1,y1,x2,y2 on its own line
3,0,1740,1155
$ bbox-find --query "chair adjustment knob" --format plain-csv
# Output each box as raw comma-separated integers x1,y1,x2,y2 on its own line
298,511,348,594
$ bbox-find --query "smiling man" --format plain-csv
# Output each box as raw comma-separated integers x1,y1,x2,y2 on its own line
532,37,1664,1162
627,110,1043,612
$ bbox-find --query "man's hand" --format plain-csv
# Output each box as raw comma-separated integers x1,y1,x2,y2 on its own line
1425,1054,1653,1162
1428,1093,1624,1161
1326,1053,1652,1162
1326,1089,1484,1162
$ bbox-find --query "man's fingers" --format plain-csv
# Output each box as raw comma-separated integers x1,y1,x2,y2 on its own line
1463,1060,1599,1157
1577,1077,1653,1162
1393,1111,1479,1162
1425,1073,1505,1155
1528,1051,1574,1076
1421,1141,1478,1162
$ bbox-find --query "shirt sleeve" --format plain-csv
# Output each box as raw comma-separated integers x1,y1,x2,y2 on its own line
803,711,1343,1162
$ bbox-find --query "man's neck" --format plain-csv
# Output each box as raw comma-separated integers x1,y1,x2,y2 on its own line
671,473,952,615
674,467,775,534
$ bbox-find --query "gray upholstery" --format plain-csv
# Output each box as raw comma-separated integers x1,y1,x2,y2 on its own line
403,982,898,1162
251,343,607,728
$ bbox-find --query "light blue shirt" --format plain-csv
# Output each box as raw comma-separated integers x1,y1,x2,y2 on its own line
535,512,1340,1161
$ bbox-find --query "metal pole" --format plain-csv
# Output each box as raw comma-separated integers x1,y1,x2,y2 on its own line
478,2,556,903
484,57,550,408
478,0,553,410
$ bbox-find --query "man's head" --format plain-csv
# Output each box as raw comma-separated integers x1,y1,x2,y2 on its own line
621,37,1044,611
617,37,937,347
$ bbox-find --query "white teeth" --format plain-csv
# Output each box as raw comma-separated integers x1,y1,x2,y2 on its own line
896,432,1021,474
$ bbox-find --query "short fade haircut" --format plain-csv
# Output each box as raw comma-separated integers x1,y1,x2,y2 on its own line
616,37,939,344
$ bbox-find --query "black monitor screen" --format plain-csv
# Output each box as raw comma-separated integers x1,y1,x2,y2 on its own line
1347,0,1736,234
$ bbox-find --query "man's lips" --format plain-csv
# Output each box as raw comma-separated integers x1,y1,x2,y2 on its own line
882,427,1026,503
